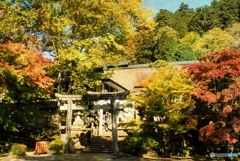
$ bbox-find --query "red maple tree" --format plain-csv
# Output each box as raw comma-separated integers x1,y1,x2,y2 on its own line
184,49,240,148
0,42,55,101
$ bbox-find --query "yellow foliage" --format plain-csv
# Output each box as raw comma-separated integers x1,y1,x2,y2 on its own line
158,124,170,129
194,28,235,56
129,64,195,130
0,0,156,94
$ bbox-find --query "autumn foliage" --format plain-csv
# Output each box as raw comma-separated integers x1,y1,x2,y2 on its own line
0,42,54,101
127,64,196,156
184,49,240,149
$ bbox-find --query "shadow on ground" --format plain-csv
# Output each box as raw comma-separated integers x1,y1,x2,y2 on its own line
1,153,157,161
0,153,227,161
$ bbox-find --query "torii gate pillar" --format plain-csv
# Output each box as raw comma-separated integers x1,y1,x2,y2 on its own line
55,94,83,153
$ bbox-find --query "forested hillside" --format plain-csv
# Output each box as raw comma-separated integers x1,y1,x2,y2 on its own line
135,0,240,64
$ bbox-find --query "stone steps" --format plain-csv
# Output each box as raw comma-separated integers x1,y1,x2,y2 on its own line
81,136,126,153
82,147,113,153
82,136,113,153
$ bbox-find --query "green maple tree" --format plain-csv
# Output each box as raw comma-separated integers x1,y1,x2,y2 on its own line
127,62,196,156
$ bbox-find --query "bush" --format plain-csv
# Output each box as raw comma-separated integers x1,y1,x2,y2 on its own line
124,127,160,155
123,136,141,154
140,137,159,152
9,143,27,157
49,136,65,154
123,135,159,155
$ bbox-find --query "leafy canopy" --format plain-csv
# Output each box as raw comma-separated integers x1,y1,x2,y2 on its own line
0,0,155,94
129,62,196,132
184,49,240,147
0,42,54,101
194,28,235,56
153,26,179,61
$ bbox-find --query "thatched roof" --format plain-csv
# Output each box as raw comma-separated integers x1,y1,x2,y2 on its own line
110,65,153,92
107,61,198,94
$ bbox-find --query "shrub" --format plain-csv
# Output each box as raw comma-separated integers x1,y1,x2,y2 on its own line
140,137,159,152
124,127,160,155
123,136,141,154
49,136,65,154
123,135,159,155
9,143,27,157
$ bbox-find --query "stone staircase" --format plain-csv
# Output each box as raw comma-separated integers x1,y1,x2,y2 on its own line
82,136,113,153
75,130,127,153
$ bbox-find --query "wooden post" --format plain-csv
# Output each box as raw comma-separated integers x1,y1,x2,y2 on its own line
65,99,72,153
110,97,119,156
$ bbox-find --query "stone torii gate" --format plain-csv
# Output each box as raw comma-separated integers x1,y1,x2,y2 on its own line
55,90,129,155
